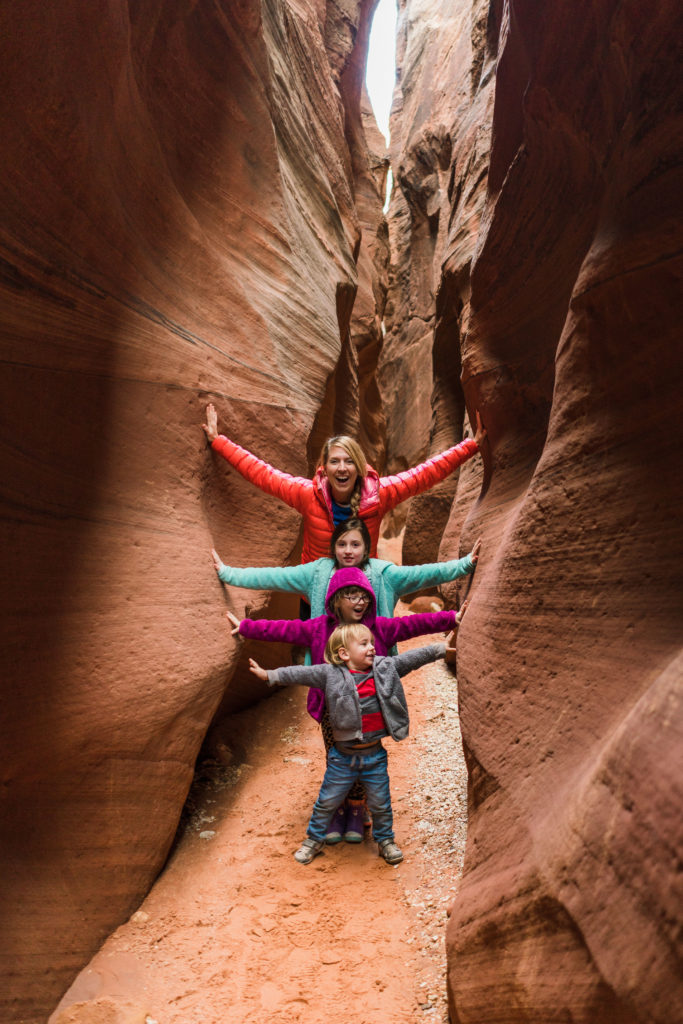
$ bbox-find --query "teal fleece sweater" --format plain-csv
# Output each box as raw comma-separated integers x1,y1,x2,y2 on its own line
216,554,473,619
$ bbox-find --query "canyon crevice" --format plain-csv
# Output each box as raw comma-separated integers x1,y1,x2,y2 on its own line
1,1,681,1022
385,1,683,1021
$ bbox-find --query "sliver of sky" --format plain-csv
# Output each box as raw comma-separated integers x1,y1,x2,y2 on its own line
365,0,397,146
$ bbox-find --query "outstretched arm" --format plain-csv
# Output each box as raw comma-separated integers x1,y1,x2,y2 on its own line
212,549,318,599
387,642,448,676
249,658,330,690
382,538,481,599
203,404,312,514
226,609,315,646
375,608,457,648
377,413,486,513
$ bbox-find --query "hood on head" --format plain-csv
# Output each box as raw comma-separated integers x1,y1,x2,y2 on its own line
324,566,377,619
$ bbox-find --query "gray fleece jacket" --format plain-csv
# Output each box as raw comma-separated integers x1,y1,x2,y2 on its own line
267,642,447,744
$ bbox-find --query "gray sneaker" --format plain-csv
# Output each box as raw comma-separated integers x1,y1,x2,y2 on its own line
294,838,324,864
378,838,403,864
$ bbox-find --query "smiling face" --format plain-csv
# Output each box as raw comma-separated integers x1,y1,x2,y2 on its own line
324,444,359,503
335,588,371,624
341,631,376,671
334,528,367,567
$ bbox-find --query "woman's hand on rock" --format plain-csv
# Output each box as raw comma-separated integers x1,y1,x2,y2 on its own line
473,410,487,448
202,403,219,443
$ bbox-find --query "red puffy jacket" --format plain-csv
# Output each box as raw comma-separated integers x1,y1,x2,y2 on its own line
211,434,479,563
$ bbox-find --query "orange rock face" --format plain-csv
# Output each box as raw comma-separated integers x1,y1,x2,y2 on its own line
0,1,386,1018
387,0,683,1020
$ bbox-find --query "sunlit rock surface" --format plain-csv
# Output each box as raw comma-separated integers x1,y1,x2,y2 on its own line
0,1,385,1018
387,0,683,1020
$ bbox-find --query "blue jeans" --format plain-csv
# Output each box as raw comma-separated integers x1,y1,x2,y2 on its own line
306,744,394,844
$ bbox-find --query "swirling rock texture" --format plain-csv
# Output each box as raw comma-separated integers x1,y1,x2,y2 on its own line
386,0,683,1021
379,0,495,559
0,1,386,1019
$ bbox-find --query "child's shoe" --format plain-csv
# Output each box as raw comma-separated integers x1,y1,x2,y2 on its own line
325,805,346,844
378,838,403,864
343,800,365,843
294,838,323,864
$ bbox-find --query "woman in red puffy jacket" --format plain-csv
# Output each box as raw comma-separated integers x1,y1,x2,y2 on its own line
202,403,485,563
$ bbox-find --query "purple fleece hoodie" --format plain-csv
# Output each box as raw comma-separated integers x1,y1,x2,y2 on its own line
238,567,456,721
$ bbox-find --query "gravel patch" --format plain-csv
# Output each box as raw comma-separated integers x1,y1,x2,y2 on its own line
398,655,469,1022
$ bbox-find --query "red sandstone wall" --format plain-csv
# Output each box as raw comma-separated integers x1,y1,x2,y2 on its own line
380,0,494,555
387,0,683,1020
0,1,385,1018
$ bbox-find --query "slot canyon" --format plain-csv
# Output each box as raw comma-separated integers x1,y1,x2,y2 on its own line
1,1,681,1022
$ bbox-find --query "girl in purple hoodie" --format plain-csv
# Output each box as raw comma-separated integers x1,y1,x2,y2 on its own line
226,567,458,842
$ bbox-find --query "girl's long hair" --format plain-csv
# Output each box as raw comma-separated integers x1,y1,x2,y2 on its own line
317,435,368,516
329,517,371,568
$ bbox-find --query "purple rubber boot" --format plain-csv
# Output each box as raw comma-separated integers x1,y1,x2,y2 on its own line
325,805,346,844
343,800,365,843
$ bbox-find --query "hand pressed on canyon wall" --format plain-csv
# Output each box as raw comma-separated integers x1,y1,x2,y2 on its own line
202,402,486,562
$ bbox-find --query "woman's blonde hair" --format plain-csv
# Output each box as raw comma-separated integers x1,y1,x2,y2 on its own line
324,623,373,665
317,435,368,516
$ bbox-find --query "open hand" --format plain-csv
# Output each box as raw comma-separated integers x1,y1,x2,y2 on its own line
249,657,268,681
455,599,469,627
202,402,219,443
444,630,457,665
473,410,487,448
225,609,243,637
470,538,482,564
211,548,224,574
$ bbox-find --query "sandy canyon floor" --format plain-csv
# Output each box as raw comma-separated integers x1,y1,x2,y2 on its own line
54,544,469,1024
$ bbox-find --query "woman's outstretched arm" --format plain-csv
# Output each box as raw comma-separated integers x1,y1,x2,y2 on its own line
377,412,486,513
202,403,312,513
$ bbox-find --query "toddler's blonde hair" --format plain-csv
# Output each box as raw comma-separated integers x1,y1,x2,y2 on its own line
324,623,374,665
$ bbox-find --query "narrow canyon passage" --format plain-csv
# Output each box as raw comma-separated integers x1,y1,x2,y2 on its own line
52,593,468,1023
3,1,681,1021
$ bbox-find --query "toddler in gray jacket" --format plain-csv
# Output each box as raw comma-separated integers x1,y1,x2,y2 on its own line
248,618,460,865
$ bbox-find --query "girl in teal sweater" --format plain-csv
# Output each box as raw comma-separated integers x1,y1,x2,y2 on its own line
212,517,480,633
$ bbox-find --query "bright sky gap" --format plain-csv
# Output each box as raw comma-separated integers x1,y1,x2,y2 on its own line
365,0,397,146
